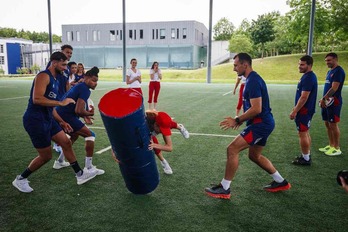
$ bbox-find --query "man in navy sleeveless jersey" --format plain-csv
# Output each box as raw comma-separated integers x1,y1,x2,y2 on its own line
12,52,98,193
55,67,105,176
290,55,318,165
205,53,291,200
319,53,345,156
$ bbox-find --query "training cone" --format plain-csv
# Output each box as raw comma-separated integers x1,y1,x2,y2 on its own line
99,88,159,194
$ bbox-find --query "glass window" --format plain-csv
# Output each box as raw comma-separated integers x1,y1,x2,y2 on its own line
183,28,187,39
76,31,80,42
93,31,97,41
156,29,159,39
171,28,175,39
160,29,165,39
177,28,179,39
0,44,4,53
67,31,73,41
134,30,136,40
0,56,4,65
110,30,116,41
120,30,123,40
152,29,155,40
129,30,133,39
86,31,89,41
140,29,143,39
97,31,101,41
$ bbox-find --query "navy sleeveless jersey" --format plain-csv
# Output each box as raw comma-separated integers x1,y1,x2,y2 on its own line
25,69,59,118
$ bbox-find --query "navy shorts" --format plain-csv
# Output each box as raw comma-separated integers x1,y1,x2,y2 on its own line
295,113,313,132
240,119,275,146
321,105,341,123
23,112,62,149
62,115,85,132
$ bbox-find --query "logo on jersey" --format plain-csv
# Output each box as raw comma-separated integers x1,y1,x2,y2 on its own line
48,91,57,99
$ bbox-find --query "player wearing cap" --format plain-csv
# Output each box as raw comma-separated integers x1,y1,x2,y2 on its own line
146,111,189,174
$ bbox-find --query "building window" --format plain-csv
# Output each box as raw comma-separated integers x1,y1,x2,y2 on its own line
183,28,187,39
93,31,97,41
0,56,4,65
110,30,116,41
0,44,3,53
67,31,73,41
140,29,143,39
76,31,80,42
129,30,133,40
152,29,155,40
134,30,136,40
160,29,165,39
117,30,122,40
177,28,179,39
156,29,159,39
86,31,89,41
93,31,101,41
116,30,123,40
171,28,175,39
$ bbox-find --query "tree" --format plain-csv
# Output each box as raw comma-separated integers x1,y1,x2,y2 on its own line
234,19,251,37
249,13,277,58
228,34,253,54
213,17,235,41
286,0,331,53
0,27,61,43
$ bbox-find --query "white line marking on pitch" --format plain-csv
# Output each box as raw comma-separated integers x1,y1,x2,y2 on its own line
91,126,237,154
89,126,236,138
96,146,111,154
0,96,29,101
222,90,232,96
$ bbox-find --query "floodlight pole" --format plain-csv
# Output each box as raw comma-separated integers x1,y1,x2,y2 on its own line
206,0,213,83
122,0,126,82
307,0,316,56
47,0,53,55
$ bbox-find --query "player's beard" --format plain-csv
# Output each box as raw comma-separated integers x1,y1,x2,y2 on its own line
55,67,64,75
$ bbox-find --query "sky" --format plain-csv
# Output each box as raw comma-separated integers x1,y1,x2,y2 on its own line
1,0,291,36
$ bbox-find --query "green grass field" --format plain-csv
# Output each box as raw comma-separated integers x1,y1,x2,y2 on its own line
0,79,347,231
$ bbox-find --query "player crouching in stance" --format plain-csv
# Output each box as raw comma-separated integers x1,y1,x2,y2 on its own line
205,53,291,200
12,52,97,193
54,67,105,176
146,110,189,174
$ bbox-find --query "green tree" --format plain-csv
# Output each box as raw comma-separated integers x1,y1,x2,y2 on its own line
249,13,277,58
234,19,251,37
286,0,331,53
228,34,253,54
213,17,235,41
0,27,61,43
0,28,18,37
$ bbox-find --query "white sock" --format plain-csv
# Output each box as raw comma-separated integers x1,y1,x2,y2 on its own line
271,171,284,183
302,153,310,161
221,178,231,190
58,151,65,163
85,157,93,169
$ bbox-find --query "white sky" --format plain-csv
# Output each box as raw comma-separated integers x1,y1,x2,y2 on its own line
1,0,290,36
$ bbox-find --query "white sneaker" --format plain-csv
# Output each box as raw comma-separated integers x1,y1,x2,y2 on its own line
12,176,33,193
76,169,98,185
161,160,173,175
53,160,70,170
84,165,105,175
179,124,189,139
